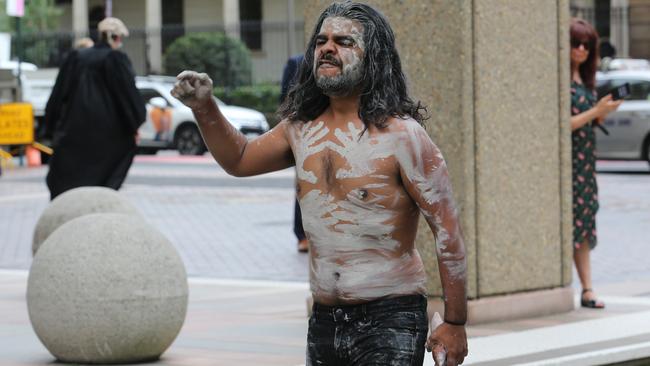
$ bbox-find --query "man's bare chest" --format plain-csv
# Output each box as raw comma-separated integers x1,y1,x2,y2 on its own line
290,121,403,202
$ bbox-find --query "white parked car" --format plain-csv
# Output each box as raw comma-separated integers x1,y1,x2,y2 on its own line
19,73,269,156
136,76,270,155
0,60,38,75
595,70,650,164
601,58,650,72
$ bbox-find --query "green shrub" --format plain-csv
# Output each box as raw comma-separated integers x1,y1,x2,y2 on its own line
215,83,282,127
23,39,55,66
164,32,252,88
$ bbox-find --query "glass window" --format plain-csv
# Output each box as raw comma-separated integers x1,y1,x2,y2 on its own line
162,0,185,53
628,80,650,101
139,88,167,104
240,0,262,50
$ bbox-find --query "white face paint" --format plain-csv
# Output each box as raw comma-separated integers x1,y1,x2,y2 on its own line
287,118,463,301
313,17,365,96
322,17,365,51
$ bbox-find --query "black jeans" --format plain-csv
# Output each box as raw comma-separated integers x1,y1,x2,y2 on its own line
307,295,428,366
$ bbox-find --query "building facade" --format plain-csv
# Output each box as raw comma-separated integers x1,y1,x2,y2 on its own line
571,0,650,61
54,0,306,82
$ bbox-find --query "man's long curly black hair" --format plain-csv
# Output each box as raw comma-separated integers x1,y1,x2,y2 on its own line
278,1,427,129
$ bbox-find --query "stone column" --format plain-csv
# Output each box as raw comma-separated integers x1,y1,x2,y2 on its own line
72,0,89,38
611,0,629,58
146,0,162,74
305,0,574,324
223,0,241,40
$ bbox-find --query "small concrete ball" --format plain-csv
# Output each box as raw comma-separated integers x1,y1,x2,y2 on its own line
33,186,139,255
27,213,188,364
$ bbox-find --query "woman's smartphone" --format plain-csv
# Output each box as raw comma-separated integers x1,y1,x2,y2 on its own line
610,83,631,100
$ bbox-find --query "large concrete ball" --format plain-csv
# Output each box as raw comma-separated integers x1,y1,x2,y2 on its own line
32,186,139,255
27,213,188,364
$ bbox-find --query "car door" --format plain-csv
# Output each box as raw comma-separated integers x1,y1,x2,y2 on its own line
596,78,650,159
623,80,650,159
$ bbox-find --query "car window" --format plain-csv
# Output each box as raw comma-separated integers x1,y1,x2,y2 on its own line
603,79,650,101
629,80,650,101
139,88,170,104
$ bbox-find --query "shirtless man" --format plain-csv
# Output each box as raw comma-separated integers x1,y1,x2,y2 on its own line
171,2,467,365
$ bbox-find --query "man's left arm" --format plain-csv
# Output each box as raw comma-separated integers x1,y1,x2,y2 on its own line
397,123,468,365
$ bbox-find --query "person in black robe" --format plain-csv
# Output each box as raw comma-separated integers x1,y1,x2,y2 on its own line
44,17,145,200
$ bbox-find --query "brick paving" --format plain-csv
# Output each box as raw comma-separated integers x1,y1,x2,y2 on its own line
1,156,650,366
0,155,648,286
591,161,650,285
0,154,309,282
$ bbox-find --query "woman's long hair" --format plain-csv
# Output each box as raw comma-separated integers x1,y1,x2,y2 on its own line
570,18,600,90
278,2,427,129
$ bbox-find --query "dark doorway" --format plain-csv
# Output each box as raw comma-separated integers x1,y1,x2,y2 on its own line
594,0,611,38
240,0,262,50
162,0,184,53
88,5,105,42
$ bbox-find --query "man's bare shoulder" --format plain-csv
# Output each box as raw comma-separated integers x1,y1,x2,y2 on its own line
280,118,311,130
383,117,432,142
382,117,446,165
274,118,308,135
279,118,316,145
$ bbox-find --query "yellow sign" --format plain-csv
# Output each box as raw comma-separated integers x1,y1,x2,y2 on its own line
0,103,34,145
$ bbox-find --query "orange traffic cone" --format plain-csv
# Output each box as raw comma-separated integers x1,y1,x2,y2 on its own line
26,146,41,167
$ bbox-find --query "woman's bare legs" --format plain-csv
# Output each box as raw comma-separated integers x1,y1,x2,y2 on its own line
574,241,604,308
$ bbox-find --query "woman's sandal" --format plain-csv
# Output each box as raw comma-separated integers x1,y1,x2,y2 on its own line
581,288,605,309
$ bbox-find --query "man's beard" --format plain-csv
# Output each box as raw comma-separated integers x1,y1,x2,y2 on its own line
315,56,364,97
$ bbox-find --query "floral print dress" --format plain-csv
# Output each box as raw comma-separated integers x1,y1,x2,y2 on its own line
571,80,599,250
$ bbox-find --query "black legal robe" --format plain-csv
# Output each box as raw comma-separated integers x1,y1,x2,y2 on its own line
44,42,146,200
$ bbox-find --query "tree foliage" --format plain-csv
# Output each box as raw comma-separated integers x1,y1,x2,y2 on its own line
164,32,252,88
0,0,63,66
0,0,63,33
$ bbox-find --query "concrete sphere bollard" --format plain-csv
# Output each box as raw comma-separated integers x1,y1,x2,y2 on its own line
32,186,139,255
27,213,188,364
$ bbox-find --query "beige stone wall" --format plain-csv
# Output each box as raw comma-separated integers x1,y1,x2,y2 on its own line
305,1,571,299
629,0,650,60
473,0,567,295
251,0,307,83
184,0,223,28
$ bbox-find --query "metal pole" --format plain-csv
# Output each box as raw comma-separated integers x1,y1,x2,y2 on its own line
287,0,295,59
106,0,112,17
15,16,22,102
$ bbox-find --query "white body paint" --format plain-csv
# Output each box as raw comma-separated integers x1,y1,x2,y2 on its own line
287,119,463,303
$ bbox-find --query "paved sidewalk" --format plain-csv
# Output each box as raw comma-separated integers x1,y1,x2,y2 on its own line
0,270,310,366
2,158,650,284
1,156,650,365
2,270,650,366
0,158,309,281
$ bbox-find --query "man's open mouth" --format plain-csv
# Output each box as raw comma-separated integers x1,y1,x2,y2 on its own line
318,59,341,68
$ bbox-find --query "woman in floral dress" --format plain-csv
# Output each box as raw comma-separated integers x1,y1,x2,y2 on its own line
570,18,622,309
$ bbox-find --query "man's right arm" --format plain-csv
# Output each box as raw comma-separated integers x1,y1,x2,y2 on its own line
171,71,294,177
